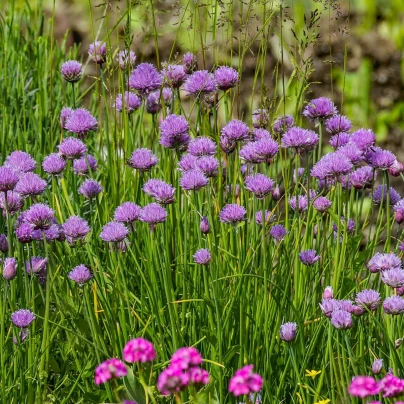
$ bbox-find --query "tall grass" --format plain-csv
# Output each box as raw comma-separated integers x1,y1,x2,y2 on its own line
0,0,403,403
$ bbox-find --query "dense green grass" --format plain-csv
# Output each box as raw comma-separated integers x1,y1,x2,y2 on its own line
1,0,404,403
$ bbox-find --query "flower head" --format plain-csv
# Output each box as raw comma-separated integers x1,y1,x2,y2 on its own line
78,179,103,199
178,154,197,171
15,173,46,198
331,310,353,329
281,127,319,153
348,376,379,398
117,50,136,70
11,309,36,328
214,66,239,90
336,143,363,165
378,374,404,398
100,222,129,243
244,173,275,199
65,108,98,138
60,60,82,82
200,216,210,234
302,97,337,121
88,41,107,64
350,166,374,189
355,289,381,311
62,216,90,245
129,63,162,97
94,358,127,385
58,137,87,159
123,338,156,363
68,264,93,285
42,153,67,175
145,91,161,114
163,64,187,88
183,52,198,74
143,179,176,204
279,322,297,342
311,152,353,180
372,184,401,206
24,204,54,230
269,224,288,241
140,203,168,230
381,267,404,288
365,147,396,170
351,129,376,152
367,253,401,273
239,142,263,164
252,109,269,129
0,234,8,253
5,151,37,174
273,115,294,135
157,364,190,395
114,92,142,114
180,170,208,191
313,196,332,212
3,257,17,281
60,107,73,128
184,70,216,96
159,114,190,150
325,115,352,134
372,359,383,375
219,204,246,225
73,154,97,175
299,249,320,266
255,210,276,226
193,248,211,265
323,286,333,300
329,132,351,149
0,191,23,215
128,148,158,172
188,137,216,157
221,119,250,142
114,202,142,224
0,167,19,192
229,365,263,397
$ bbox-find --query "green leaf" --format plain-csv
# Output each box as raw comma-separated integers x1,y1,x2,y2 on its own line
123,368,147,404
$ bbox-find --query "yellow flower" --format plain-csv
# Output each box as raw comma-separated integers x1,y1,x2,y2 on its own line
305,369,322,379
314,399,330,404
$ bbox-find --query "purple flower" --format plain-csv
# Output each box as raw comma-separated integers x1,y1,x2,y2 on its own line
323,286,334,300
351,128,376,152
129,63,162,97
157,364,190,395
273,115,294,135
143,179,176,204
24,204,54,230
11,309,36,328
184,70,216,96
311,152,353,179
348,376,379,398
62,216,90,245
117,50,136,70
372,359,383,375
319,298,340,317
15,223,33,243
332,217,356,237
279,322,297,342
254,137,279,160
5,151,37,174
325,115,352,134
73,154,97,175
114,202,142,224
313,196,332,212
60,107,73,129
389,160,404,177
372,184,401,206
146,91,161,114
302,97,337,121
394,199,404,224
3,257,17,281
381,267,404,288
383,296,404,315
220,134,237,154
0,191,23,215
188,136,216,157
42,153,67,175
200,216,210,234
219,204,246,225
163,64,187,88
94,358,127,385
100,221,129,243
336,143,363,165
162,87,173,105
252,128,271,141
299,249,320,266
221,119,250,142
180,169,208,191
140,203,168,230
0,234,8,253
189,367,209,385
178,154,197,171
252,109,269,129
350,166,374,189
239,142,263,164
171,347,203,370
60,60,82,82
365,147,396,170
269,224,287,241
114,92,142,114
367,253,401,273
58,137,87,159
65,108,98,138
31,224,60,242
68,264,93,285
13,329,29,345
378,374,404,398
330,310,353,329
78,179,103,199
88,41,107,64
355,289,381,311
289,195,308,212
159,114,190,150
244,173,275,199
229,365,263,397
128,148,158,172
329,132,351,149
214,66,239,90
183,52,198,74
255,210,276,226
195,156,219,177
281,127,319,153
193,248,211,265
0,166,19,192
123,338,156,363
15,173,47,198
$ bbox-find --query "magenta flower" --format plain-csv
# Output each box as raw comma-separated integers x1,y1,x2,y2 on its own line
193,248,211,265
214,66,239,90
78,179,103,199
15,173,47,198
114,92,142,114
229,365,263,397
117,50,136,70
60,60,82,82
129,63,162,97
372,359,383,375
159,114,190,150
128,148,158,172
2,257,17,281
252,128,271,141
189,367,209,385
62,216,90,245
378,374,404,398
94,358,127,385
279,322,297,342
281,127,319,153
178,154,197,171
302,97,337,121
171,347,203,370
389,160,404,177
221,119,250,142
311,152,353,180
329,132,351,149
219,204,246,225
383,295,404,315
188,136,216,157
42,153,67,175
323,286,334,300
68,264,93,285
123,338,156,363
254,137,279,160
313,196,332,212
157,364,190,395
336,143,363,165
350,166,374,189
348,376,379,398
180,169,208,191
143,179,176,204
88,41,107,65
200,216,210,234
325,114,352,134
5,151,37,174
15,223,33,243
239,142,264,164
245,173,275,199
58,137,87,159
184,70,216,96
11,309,36,328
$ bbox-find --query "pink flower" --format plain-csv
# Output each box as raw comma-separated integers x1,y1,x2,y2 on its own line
189,367,210,385
348,376,379,398
123,338,156,363
157,363,190,395
94,358,127,385
229,365,263,397
378,374,404,398
170,347,203,370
